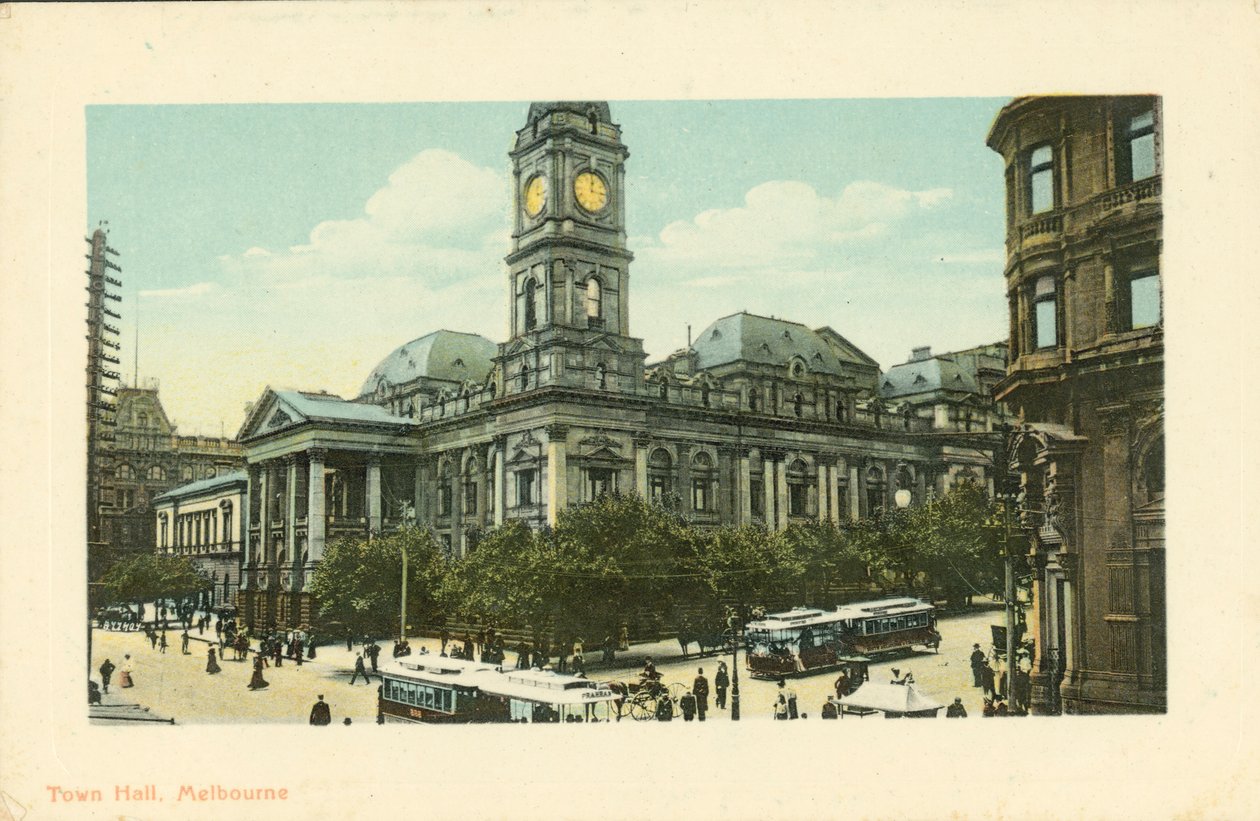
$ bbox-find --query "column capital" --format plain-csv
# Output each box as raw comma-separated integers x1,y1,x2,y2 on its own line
762,447,787,462
545,423,569,440
283,453,299,466
308,447,328,462
632,430,651,448
492,434,508,450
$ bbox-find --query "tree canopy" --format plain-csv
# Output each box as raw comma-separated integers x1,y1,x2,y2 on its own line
100,553,211,609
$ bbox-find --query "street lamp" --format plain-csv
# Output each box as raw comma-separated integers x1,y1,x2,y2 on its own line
894,488,912,510
728,606,742,721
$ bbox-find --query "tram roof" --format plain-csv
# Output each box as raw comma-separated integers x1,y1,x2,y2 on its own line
747,598,933,629
387,655,498,679
384,659,619,705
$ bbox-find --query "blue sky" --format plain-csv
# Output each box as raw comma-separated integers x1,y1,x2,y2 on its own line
87,99,1009,435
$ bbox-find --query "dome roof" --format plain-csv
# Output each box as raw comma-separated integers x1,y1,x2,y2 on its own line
359,330,497,397
527,101,612,123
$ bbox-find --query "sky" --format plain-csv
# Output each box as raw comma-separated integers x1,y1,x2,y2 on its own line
87,99,1009,436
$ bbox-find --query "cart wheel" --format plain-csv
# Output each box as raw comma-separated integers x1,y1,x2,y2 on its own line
629,694,655,721
668,682,687,704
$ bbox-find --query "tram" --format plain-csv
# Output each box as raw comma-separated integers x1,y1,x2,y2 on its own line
745,597,940,679
378,655,621,724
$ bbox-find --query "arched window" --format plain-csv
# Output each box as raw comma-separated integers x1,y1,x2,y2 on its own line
520,364,530,391
116,464,134,480
691,451,715,512
148,465,165,481
866,466,887,514
1143,438,1165,502
749,388,760,412
136,411,148,428
648,448,673,503
701,383,711,407
523,278,538,331
836,397,848,423
787,459,809,516
586,278,602,320
793,392,804,418
658,377,668,401
182,465,194,481
595,363,607,389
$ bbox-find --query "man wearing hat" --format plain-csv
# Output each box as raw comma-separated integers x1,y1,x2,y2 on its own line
970,643,986,687
309,694,332,725
946,697,968,718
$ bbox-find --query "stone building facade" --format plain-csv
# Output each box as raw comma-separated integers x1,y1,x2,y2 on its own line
236,101,1007,631
987,96,1164,714
95,382,246,572
153,472,247,609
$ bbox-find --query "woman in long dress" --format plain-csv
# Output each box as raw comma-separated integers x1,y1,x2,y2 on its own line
118,655,135,689
247,653,269,690
206,646,221,675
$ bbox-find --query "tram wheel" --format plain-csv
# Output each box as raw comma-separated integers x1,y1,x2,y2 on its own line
629,695,655,721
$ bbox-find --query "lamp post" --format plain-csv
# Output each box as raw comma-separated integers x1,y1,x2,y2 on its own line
728,606,741,721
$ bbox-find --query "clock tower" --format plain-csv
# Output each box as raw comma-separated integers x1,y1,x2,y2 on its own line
498,102,646,397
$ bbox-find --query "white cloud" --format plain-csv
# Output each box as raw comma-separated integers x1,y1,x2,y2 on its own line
636,179,952,274
139,282,218,299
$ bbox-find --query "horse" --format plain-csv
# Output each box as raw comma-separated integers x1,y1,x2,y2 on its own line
677,626,727,659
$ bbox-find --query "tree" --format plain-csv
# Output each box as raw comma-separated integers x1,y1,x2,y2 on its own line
916,482,1005,605
100,553,211,616
782,520,868,606
440,520,553,633
309,525,447,641
697,525,799,614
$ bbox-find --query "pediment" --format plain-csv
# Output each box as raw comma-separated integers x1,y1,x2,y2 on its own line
238,388,307,440
507,447,540,466
578,446,628,464
586,335,624,353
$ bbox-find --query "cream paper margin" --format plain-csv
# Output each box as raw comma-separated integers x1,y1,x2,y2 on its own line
0,2,1255,819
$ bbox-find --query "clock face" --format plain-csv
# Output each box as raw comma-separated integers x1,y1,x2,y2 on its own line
523,175,547,217
573,171,609,213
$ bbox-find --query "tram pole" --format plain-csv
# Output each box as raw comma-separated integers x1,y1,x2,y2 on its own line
729,608,740,721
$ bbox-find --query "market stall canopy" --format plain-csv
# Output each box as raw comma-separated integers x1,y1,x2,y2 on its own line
836,683,943,715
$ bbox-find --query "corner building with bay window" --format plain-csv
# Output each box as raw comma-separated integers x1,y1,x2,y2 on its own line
235,101,1006,631
987,96,1164,714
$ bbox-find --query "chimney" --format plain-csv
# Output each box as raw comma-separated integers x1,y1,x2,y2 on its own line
911,346,932,362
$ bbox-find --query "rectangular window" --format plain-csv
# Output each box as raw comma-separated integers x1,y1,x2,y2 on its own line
1029,145,1054,214
1130,270,1160,329
692,479,710,512
587,467,615,500
788,484,806,516
750,479,764,517
1128,109,1156,182
438,485,452,517
463,482,477,515
516,469,537,507
837,485,849,520
1033,275,1058,349
649,476,668,502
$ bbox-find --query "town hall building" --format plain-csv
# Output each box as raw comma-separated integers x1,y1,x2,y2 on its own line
232,102,1007,630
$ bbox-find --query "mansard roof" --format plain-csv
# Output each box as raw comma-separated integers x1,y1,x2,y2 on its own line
690,312,876,375
358,330,497,398
881,355,980,398
152,471,247,504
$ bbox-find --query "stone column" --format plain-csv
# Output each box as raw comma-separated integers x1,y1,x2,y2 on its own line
258,462,271,561
633,432,649,499
828,462,841,524
366,458,382,534
546,424,569,525
308,448,326,563
284,455,298,570
493,437,507,527
738,448,752,525
717,447,733,522
774,455,788,531
849,464,861,520
762,457,775,528
817,461,829,522
451,454,464,556
677,444,693,513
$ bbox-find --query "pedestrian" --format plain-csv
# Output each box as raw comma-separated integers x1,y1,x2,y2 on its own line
99,658,115,693
980,659,996,699
273,639,283,668
147,628,158,650
462,633,474,661
774,694,788,720
198,615,206,635
295,638,304,667
307,633,317,660
655,694,674,722
247,653,269,690
119,655,134,689
714,661,730,709
679,690,697,721
970,643,986,687
834,670,850,699
994,697,1009,717
159,632,168,654
617,624,629,651
821,700,838,719
350,653,371,685
206,647,221,675
309,694,332,725
440,628,450,655
367,641,380,673
778,678,799,719
946,697,968,718
982,698,995,717
693,667,710,721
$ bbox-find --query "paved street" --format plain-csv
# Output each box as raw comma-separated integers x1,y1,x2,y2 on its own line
90,601,1009,724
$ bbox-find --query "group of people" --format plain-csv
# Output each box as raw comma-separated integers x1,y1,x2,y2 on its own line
969,642,1031,716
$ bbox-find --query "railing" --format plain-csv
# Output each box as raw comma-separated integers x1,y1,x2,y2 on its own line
1018,213,1063,242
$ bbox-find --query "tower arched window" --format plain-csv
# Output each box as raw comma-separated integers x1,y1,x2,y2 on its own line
658,378,668,401
836,397,848,423
749,388,760,412
793,392,804,418
523,278,538,332
586,278,602,320
520,364,530,391
701,383,711,407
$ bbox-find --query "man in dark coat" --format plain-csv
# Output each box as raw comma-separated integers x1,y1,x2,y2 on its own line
679,690,697,721
99,658,115,693
714,662,730,709
970,644,986,687
692,668,710,721
367,641,381,673
980,660,996,699
309,695,332,725
946,697,968,718
350,653,371,685
655,694,674,722
181,630,190,655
